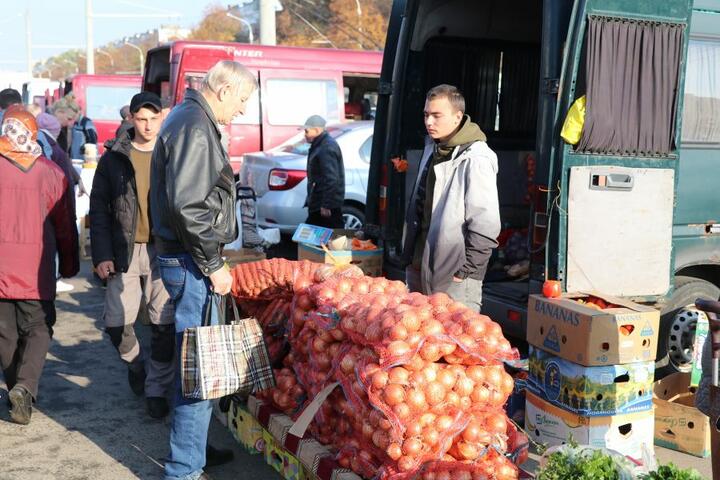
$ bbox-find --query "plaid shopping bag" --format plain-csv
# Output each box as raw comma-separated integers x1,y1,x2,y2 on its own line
181,294,275,400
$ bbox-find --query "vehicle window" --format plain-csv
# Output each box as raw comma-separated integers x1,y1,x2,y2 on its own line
232,87,261,125
359,135,373,162
184,73,260,125
184,73,204,91
266,78,339,126
682,39,720,144
85,86,141,121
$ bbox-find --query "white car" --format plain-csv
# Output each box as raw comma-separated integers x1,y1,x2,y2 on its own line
239,122,373,234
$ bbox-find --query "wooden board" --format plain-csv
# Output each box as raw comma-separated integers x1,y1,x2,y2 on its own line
566,166,674,296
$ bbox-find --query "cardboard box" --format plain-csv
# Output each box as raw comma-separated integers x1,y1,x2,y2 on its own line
298,243,383,277
247,395,362,480
527,346,654,416
653,372,711,457
264,429,307,480
223,248,266,268
504,359,528,426
525,391,654,460
527,293,659,366
228,400,265,455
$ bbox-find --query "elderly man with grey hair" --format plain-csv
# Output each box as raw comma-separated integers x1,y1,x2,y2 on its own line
150,60,257,480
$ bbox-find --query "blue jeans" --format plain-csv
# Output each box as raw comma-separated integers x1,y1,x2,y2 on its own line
157,254,218,480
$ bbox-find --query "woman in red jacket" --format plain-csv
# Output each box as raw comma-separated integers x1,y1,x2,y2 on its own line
0,105,79,425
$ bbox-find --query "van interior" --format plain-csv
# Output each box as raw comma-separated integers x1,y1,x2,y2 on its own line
398,0,550,303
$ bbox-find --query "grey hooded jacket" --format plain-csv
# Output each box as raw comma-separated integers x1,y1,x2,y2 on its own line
402,137,500,294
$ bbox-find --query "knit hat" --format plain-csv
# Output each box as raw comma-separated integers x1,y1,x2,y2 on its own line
36,113,61,139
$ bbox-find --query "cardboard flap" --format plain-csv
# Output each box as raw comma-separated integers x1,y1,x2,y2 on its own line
288,382,340,438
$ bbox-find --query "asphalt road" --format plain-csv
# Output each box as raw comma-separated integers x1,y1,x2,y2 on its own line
0,259,712,479
0,261,277,480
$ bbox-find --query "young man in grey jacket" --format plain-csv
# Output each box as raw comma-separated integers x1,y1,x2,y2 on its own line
403,84,500,311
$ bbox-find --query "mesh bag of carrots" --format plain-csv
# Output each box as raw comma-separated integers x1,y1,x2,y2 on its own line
230,260,527,480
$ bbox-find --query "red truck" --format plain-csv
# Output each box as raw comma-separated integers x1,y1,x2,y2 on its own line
60,74,142,153
143,41,382,173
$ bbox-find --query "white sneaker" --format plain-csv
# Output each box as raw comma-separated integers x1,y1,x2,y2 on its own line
56,280,74,293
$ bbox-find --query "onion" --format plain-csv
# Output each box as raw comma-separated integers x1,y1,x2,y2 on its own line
340,353,356,374
393,402,411,420
422,427,440,447
383,383,405,406
386,443,402,461
421,320,445,337
424,382,446,405
388,367,410,384
371,370,389,390
402,438,423,456
397,456,415,472
406,388,427,412
389,324,408,341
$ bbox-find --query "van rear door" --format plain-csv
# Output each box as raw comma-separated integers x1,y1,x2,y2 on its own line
549,0,693,298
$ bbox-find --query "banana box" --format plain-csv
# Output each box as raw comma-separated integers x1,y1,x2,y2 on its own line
525,391,654,461
528,346,654,416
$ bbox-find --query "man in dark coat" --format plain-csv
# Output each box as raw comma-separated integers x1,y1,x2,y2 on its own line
303,115,345,229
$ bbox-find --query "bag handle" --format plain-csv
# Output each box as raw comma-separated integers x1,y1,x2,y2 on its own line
205,294,242,327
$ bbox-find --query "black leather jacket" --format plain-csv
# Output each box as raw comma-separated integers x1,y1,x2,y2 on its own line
150,89,237,276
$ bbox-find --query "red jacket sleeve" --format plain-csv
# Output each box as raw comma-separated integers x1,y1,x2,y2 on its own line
49,172,80,278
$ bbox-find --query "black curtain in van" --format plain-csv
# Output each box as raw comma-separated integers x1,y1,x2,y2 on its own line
577,16,685,156
499,44,541,135
424,40,502,132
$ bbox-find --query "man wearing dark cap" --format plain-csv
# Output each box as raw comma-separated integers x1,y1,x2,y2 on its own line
89,91,175,419
303,115,345,228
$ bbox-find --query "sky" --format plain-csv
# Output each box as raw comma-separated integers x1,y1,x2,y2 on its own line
0,0,217,74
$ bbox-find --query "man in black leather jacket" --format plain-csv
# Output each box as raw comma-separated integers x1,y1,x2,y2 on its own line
150,60,257,480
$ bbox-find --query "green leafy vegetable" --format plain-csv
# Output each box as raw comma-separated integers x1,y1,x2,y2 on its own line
537,448,621,480
639,463,705,480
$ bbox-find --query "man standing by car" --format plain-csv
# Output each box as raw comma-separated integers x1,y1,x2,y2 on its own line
403,84,500,311
151,60,257,480
303,115,345,229
90,92,175,419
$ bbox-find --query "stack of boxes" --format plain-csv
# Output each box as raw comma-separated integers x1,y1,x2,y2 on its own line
525,292,660,461
227,396,363,480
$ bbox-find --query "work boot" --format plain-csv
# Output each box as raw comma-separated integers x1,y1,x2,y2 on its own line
146,396,169,419
128,367,146,396
8,385,32,425
205,444,234,468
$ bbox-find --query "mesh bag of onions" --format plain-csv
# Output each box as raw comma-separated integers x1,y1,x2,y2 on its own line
231,260,526,480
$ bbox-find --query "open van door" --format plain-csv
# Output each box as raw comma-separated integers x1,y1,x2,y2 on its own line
548,0,694,298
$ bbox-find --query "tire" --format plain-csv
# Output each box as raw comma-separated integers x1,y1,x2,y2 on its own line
655,276,720,379
342,205,365,230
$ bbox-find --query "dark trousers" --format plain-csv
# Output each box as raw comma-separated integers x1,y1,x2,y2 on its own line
0,300,56,399
306,208,344,229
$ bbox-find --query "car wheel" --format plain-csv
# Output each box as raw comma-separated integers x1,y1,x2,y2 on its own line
342,205,365,230
655,276,720,379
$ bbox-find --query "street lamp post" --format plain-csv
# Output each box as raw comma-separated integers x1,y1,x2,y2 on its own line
124,41,144,74
96,49,114,68
226,13,254,44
